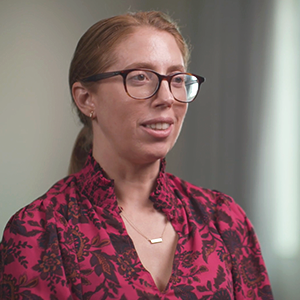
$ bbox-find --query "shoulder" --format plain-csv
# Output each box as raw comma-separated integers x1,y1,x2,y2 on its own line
2,173,81,238
166,172,246,226
0,174,86,298
166,174,273,298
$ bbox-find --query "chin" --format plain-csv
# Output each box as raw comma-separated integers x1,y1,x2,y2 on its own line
128,149,168,165
128,140,175,164
144,146,173,162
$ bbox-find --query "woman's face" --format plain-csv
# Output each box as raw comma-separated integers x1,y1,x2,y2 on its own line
91,27,188,165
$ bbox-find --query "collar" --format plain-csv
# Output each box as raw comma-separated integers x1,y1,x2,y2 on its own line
76,154,180,220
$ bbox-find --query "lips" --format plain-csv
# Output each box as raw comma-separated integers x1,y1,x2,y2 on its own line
142,117,174,128
145,123,171,130
141,118,174,138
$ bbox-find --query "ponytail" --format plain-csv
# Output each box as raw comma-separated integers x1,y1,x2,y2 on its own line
68,126,93,174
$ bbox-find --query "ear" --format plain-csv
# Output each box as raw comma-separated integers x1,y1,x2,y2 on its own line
72,82,95,117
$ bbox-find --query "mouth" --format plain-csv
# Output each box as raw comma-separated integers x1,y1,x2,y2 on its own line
145,122,171,130
141,119,174,138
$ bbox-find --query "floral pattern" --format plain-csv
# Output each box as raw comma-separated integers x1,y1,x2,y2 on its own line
0,155,273,299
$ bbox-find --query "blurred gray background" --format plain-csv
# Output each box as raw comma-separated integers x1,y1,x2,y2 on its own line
0,0,299,298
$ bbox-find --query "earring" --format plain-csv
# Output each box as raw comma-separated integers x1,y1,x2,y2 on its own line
89,111,94,119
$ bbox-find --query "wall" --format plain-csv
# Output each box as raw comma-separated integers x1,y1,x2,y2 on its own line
0,0,135,231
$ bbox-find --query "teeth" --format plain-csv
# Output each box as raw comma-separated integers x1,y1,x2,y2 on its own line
146,123,170,130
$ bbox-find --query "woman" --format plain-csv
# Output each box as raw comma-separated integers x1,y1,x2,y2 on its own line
0,11,273,300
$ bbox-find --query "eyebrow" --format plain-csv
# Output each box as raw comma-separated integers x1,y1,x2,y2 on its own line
124,62,186,73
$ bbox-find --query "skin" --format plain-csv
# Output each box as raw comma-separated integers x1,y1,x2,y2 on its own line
73,27,188,292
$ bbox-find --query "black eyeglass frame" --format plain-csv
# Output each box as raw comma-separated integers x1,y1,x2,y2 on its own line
81,68,205,103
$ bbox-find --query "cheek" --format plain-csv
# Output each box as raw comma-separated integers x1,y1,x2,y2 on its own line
94,93,127,123
169,106,187,149
99,101,139,135
176,104,188,124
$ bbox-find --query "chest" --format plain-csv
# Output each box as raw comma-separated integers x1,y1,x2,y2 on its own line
70,207,234,299
123,219,179,292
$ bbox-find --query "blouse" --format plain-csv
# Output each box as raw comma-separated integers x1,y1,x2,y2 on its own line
0,155,273,300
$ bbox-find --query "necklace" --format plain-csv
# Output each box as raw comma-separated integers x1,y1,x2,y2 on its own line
119,206,168,244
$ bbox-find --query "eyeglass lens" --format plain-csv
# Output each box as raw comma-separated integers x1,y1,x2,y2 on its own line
125,70,199,102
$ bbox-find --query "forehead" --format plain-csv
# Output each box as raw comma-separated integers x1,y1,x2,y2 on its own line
109,27,185,72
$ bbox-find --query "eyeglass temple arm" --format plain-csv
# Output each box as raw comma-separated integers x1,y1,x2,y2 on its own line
81,71,121,82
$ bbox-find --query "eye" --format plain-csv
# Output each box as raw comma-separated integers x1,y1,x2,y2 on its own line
135,74,146,81
172,74,185,87
127,70,153,86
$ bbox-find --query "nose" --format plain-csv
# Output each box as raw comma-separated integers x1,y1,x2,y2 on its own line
153,79,174,107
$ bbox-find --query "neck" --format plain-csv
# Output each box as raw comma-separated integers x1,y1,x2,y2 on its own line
92,142,162,210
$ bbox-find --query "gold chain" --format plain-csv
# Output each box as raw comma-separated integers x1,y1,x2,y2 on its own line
119,206,168,244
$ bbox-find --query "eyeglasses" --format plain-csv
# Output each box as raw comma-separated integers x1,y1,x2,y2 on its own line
82,69,205,103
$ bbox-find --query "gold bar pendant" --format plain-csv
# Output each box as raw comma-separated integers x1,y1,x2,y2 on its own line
150,238,163,244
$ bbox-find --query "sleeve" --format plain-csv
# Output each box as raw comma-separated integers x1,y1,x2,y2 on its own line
0,200,81,300
214,192,274,300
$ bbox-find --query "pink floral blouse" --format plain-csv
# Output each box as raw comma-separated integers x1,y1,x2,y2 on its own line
0,155,273,299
